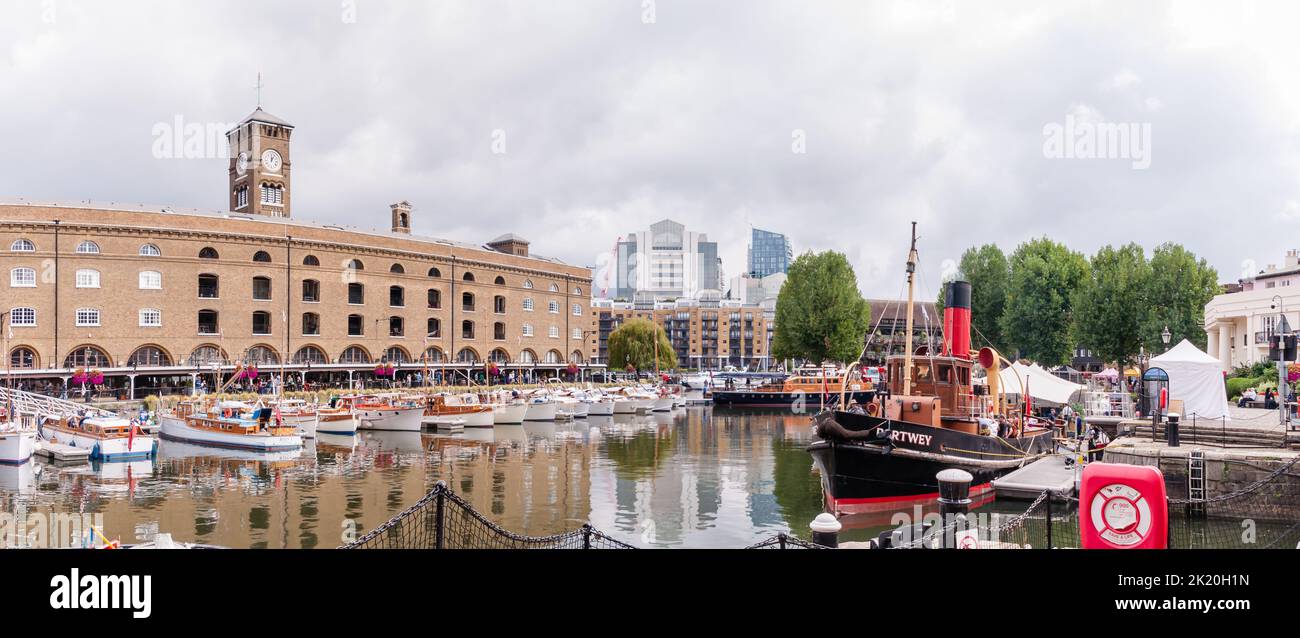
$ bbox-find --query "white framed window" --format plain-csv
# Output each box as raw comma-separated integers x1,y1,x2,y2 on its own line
139,270,162,289
236,186,249,208
10,267,36,287
548,325,559,338
75,240,100,254
548,284,559,292
522,323,534,337
523,297,534,312
548,300,559,313
139,308,162,327
572,303,582,316
571,328,582,340
9,307,35,326
139,243,161,257
10,239,34,252
75,308,101,327
574,287,582,296
75,269,101,288
260,183,284,205
522,279,534,289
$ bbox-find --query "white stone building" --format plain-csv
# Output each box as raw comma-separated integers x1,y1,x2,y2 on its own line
1204,250,1300,370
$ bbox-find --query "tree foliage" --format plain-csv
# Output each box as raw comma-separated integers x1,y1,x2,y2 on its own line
607,318,677,371
1141,243,1220,351
773,251,872,364
939,244,1011,352
1072,243,1151,367
999,237,1088,366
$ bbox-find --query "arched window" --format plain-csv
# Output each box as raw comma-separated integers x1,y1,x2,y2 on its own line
428,267,441,278
9,307,35,326
493,322,506,340
128,345,171,367
523,279,534,289
139,308,162,327
252,311,272,335
422,347,445,363
75,308,100,326
548,300,560,313
139,243,161,257
64,345,110,368
10,267,36,287
522,297,534,312
572,302,582,316
347,314,364,336
302,254,320,266
75,241,100,255
293,345,328,364
198,274,219,298
348,282,364,304
519,349,536,364
493,295,506,314
461,320,475,339
139,271,162,290
340,346,371,364
456,348,479,363
570,351,585,364
548,283,559,292
10,239,34,252
390,263,405,274
199,247,219,259
489,348,510,363
9,346,37,369
302,312,320,335
462,272,475,282
346,259,364,271
544,350,563,364
522,323,534,337
302,279,320,302
246,345,279,365
75,269,100,288
574,287,583,296
188,345,225,366
427,288,441,309
462,292,475,311
389,285,404,307
494,275,506,285
427,317,442,338
253,251,272,263
388,316,404,337
384,346,410,364
252,276,272,300
198,309,219,334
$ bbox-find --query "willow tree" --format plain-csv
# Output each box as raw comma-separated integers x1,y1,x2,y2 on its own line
772,250,872,364
607,318,677,371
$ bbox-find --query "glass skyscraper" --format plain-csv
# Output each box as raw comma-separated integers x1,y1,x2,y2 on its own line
748,228,792,277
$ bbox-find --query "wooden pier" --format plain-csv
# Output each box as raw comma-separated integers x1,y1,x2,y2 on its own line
992,455,1078,499
33,441,92,463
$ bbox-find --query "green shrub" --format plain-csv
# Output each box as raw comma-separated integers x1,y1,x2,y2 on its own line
1225,377,1256,400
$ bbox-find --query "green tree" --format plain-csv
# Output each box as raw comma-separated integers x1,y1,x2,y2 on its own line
1141,243,1220,352
938,244,1011,352
773,251,872,363
607,318,677,371
1000,237,1088,365
1073,243,1151,367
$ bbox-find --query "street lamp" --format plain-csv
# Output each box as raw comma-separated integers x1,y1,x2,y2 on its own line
1161,325,1171,351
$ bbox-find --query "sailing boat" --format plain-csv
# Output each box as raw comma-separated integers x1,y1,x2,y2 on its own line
807,223,1055,514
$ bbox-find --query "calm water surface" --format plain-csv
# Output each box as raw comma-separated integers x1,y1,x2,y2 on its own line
2,408,844,548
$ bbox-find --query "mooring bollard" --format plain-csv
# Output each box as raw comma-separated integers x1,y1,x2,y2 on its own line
1167,412,1181,448
810,513,842,548
937,468,973,517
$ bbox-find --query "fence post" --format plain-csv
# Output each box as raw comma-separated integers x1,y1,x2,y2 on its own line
582,524,592,549
778,533,787,549
1045,490,1053,549
434,481,446,550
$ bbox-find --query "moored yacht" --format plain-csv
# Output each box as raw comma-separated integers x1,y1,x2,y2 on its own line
38,413,157,461
423,393,495,428
159,400,303,452
354,394,425,432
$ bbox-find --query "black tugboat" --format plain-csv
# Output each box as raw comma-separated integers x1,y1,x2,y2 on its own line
807,224,1055,513
711,367,875,408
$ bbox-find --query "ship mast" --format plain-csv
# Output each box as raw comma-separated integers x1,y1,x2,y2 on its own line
902,222,918,396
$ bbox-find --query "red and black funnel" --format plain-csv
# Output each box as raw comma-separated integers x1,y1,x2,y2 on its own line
943,280,972,359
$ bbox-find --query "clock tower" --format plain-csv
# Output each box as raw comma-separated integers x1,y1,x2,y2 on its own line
227,107,294,218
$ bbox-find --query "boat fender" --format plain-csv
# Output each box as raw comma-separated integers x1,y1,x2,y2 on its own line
866,402,879,416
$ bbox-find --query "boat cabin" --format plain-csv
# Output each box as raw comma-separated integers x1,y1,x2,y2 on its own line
884,354,983,429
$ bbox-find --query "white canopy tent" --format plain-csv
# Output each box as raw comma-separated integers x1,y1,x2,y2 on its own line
998,362,1085,407
1149,339,1230,420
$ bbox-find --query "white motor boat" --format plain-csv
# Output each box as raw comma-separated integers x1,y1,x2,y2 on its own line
159,401,302,452
585,396,615,416
423,393,495,428
272,399,318,439
491,402,529,425
0,427,37,465
355,404,425,432
651,394,675,412
38,414,157,461
523,396,558,422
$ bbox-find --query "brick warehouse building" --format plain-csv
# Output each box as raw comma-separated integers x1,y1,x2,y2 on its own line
0,107,595,397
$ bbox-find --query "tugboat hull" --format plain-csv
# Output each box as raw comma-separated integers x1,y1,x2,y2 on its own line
808,410,1054,513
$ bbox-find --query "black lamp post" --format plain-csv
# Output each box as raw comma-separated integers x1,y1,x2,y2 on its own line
1161,325,1171,352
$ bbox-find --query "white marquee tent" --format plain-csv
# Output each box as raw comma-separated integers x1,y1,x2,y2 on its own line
1149,339,1230,420
998,362,1085,407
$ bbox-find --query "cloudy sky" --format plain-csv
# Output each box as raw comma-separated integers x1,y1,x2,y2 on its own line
3,0,1299,299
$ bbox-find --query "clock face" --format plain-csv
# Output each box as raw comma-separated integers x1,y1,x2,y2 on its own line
261,149,282,173
236,152,249,174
